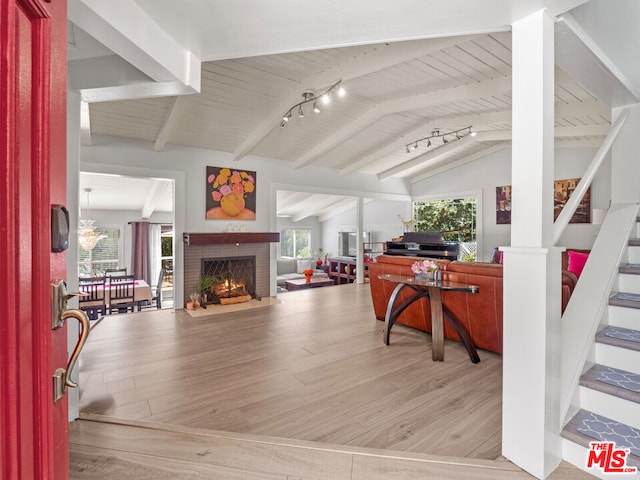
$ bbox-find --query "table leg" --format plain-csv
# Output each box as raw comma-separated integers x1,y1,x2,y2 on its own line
383,284,430,345
428,287,444,361
443,306,481,364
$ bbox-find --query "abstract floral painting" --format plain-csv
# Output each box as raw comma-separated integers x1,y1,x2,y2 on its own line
205,166,256,220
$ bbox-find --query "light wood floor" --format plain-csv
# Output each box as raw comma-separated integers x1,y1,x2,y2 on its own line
72,283,591,478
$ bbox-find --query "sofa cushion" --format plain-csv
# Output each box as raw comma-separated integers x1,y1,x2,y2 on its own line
277,258,298,275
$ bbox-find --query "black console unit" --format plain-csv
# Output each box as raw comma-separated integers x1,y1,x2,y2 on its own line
385,232,459,260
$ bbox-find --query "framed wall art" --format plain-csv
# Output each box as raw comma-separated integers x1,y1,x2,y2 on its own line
495,178,591,224
205,166,256,220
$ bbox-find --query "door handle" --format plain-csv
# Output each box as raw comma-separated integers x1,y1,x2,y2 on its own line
53,308,90,402
51,279,92,402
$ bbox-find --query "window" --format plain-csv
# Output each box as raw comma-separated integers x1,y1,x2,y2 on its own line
160,225,174,288
281,228,311,258
78,226,121,276
413,197,478,261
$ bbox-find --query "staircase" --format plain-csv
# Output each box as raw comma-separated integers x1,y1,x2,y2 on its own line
561,223,640,477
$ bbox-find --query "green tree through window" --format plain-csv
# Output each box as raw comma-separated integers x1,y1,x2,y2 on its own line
413,198,477,260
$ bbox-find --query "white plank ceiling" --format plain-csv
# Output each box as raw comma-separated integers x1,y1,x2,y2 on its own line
77,20,612,221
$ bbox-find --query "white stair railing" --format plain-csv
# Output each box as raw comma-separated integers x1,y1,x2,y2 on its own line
553,108,629,244
559,202,639,424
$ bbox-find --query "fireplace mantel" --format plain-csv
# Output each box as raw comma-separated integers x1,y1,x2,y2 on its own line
183,232,280,246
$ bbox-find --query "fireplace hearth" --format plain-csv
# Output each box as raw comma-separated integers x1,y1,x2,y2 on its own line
183,233,277,309
202,256,255,304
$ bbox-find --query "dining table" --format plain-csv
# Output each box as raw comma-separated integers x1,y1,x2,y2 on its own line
81,279,153,312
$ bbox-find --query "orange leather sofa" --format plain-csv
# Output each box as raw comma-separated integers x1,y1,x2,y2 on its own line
369,254,578,355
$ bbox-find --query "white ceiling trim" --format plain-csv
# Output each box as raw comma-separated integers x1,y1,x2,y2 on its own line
339,99,608,176
410,143,509,183
292,75,513,169
474,124,610,142
378,135,477,180
231,36,476,162
69,0,201,100
154,96,184,151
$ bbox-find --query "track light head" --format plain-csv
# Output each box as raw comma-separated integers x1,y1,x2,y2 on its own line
470,131,477,137
442,136,448,144
298,105,304,118
321,93,331,105
337,86,346,97
313,101,320,113
280,120,286,128
406,145,411,154
427,139,431,147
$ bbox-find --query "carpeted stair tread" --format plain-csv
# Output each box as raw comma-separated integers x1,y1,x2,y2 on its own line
630,238,640,247
596,326,640,352
562,410,640,468
620,263,640,275
581,365,640,404
609,292,640,309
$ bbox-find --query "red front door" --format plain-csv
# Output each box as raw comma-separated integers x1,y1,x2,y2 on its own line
1,0,69,479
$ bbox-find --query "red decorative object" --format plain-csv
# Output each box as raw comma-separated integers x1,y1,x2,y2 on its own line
303,268,314,283
316,258,322,266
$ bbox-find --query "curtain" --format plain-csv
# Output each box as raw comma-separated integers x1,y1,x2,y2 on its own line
149,224,162,288
131,221,150,284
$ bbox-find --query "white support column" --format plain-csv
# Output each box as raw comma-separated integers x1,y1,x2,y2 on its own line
611,104,640,204
502,9,562,479
356,197,365,284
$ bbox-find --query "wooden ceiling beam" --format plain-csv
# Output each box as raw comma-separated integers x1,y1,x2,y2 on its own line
292,75,512,169
232,36,474,162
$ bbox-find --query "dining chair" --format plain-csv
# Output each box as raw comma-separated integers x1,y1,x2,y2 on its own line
78,276,106,321
140,269,165,310
104,267,128,279
108,274,136,313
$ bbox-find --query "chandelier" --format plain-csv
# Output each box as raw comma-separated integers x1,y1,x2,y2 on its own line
280,80,346,128
405,126,476,153
78,188,106,251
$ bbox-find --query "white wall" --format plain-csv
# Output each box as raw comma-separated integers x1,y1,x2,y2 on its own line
410,146,610,260
321,199,411,257
81,135,411,299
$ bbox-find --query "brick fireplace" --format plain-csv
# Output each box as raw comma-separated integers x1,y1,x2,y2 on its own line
182,232,279,308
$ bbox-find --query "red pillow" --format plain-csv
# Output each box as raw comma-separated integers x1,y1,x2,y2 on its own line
567,250,589,278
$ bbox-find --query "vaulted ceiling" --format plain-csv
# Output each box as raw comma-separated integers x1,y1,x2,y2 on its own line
70,0,623,220
87,31,610,184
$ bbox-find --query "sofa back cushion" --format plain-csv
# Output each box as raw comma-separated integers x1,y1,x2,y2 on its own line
277,258,298,275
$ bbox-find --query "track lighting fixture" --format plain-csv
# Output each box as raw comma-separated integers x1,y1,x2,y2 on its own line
280,80,345,128
405,126,474,153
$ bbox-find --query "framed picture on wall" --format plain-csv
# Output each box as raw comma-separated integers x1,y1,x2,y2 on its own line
496,178,591,224
205,166,257,220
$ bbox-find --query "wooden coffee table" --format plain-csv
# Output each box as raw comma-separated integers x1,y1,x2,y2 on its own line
285,277,334,291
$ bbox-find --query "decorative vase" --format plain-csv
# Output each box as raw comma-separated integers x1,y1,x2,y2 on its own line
426,269,442,282
415,272,427,281
305,275,312,283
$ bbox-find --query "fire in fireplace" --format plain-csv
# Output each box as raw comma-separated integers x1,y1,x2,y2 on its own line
201,256,256,304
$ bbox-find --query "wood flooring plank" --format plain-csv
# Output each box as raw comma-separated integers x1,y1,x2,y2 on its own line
350,454,533,480
77,284,503,461
69,421,353,480
70,443,287,480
